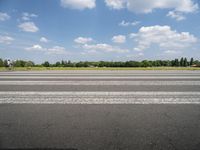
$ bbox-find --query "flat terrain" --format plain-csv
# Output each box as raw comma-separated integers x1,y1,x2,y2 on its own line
0,70,200,150
1,67,200,71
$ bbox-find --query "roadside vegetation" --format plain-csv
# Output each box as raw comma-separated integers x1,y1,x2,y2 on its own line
0,57,200,71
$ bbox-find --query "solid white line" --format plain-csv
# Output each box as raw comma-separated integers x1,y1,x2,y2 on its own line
0,91,200,104
0,73,199,76
0,81,200,85
1,91,200,95
1,76,200,79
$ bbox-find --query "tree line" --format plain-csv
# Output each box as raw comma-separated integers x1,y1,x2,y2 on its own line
0,58,200,68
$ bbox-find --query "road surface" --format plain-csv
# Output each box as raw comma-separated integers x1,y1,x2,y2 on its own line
0,70,200,150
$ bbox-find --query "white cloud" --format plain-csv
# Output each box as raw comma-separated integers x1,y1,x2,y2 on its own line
0,12,10,21
25,45,68,55
126,52,144,58
131,25,197,52
105,0,126,9
112,35,126,43
0,35,14,44
119,20,140,27
105,0,198,20
166,11,186,21
105,0,198,13
60,0,96,10
46,46,68,55
164,50,181,54
18,22,39,32
40,37,49,43
75,36,129,53
82,43,129,53
74,37,93,44
22,12,38,21
25,44,45,51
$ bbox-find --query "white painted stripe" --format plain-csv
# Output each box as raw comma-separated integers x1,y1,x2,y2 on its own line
0,76,200,79
1,73,199,76
0,92,200,104
0,81,200,85
1,91,200,95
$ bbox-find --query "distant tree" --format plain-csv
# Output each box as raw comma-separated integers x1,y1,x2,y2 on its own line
194,60,199,66
174,59,179,67
183,58,188,67
180,57,184,67
42,61,50,67
190,58,194,66
14,60,26,67
55,61,61,67
3,60,8,67
25,61,34,67
66,60,74,67
141,60,150,67
0,58,4,67
61,60,66,67
1,58,198,68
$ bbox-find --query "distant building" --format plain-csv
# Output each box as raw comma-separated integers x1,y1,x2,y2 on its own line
191,64,200,67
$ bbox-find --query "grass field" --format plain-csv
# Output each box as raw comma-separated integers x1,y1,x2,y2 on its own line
0,67,200,71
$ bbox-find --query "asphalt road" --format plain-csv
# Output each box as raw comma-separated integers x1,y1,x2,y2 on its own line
0,70,200,150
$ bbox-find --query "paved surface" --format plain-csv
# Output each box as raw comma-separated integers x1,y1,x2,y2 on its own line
0,70,200,149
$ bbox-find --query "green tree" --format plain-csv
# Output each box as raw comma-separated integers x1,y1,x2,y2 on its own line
180,57,184,67
183,58,188,67
25,61,34,67
3,60,8,67
141,60,150,67
42,61,50,67
55,61,61,67
190,58,194,66
0,58,4,67
14,60,26,67
174,59,179,67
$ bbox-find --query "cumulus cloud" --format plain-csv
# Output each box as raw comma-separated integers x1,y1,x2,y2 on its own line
21,12,37,21
119,20,140,27
25,44,45,51
105,0,198,20
25,45,68,55
164,50,181,54
0,12,10,21
112,35,126,43
126,52,144,58
0,35,14,44
40,37,49,43
105,0,198,13
131,25,197,52
60,0,96,10
166,11,186,21
18,22,39,32
82,43,129,53
74,37,93,44
74,36,129,53
46,46,68,55
105,0,126,9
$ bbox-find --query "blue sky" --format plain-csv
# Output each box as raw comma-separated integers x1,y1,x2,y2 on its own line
0,0,200,63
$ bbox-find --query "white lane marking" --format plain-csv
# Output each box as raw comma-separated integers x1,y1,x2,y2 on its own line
0,73,200,76
0,81,200,85
0,76,200,79
1,91,200,95
0,92,200,104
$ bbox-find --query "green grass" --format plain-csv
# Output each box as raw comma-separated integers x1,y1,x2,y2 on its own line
0,67,200,71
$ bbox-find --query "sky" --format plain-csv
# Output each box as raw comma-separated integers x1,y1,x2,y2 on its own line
0,0,200,63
